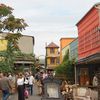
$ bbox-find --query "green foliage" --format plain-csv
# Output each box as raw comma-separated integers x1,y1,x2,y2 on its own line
31,66,36,74
0,61,12,72
63,50,69,62
0,4,13,17
55,50,75,83
3,15,28,32
0,4,13,32
0,4,28,73
0,4,28,32
55,50,69,75
0,33,24,72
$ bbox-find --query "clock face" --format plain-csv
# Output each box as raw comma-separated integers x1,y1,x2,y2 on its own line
0,40,7,51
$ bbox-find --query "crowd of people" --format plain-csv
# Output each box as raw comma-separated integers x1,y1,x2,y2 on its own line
0,70,98,100
0,71,35,100
0,70,55,100
17,71,35,100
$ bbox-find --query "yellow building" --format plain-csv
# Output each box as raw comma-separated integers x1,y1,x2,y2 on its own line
46,42,60,70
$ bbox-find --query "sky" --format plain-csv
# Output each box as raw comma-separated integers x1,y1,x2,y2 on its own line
1,0,100,56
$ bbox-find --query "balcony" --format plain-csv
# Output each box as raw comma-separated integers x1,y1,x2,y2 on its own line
47,64,59,70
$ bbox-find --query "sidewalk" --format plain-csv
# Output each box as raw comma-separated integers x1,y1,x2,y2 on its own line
9,84,41,100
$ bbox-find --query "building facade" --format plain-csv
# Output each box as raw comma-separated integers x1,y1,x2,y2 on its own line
62,45,69,60
0,33,35,70
60,38,75,63
14,35,35,70
76,3,100,85
69,38,78,62
18,35,34,54
46,42,60,70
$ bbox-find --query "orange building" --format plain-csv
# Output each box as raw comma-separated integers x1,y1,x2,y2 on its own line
60,38,75,63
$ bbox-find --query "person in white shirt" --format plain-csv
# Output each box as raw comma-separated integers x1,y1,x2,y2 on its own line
17,73,25,100
29,72,35,95
93,74,98,86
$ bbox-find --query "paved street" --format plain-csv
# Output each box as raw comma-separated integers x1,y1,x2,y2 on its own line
9,84,42,100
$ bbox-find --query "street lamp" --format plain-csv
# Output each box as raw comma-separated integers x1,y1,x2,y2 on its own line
35,55,46,71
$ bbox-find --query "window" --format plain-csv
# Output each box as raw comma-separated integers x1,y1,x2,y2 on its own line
50,48,55,54
50,58,55,64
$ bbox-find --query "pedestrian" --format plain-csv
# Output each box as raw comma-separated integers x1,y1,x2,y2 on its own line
8,73,13,81
93,74,98,86
24,72,29,88
43,71,48,79
28,72,35,95
37,79,43,95
0,72,12,100
17,73,25,100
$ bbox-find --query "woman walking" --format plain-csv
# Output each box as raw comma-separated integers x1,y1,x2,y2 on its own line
17,73,25,100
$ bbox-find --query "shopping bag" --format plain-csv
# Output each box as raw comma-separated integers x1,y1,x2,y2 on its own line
24,89,29,98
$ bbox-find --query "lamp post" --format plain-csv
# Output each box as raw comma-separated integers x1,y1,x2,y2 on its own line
36,55,46,71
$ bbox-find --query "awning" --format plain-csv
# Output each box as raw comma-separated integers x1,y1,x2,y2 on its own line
78,53,100,64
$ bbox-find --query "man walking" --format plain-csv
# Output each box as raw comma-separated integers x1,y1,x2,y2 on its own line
0,73,12,100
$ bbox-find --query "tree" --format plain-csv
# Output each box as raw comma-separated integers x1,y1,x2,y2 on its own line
0,3,28,33
3,15,28,32
0,4,13,32
55,50,75,84
0,4,28,72
0,4,12,17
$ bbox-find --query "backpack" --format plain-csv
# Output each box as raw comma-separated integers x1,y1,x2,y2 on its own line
24,77,29,85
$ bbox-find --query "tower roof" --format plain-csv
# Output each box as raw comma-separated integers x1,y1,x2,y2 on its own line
46,42,59,48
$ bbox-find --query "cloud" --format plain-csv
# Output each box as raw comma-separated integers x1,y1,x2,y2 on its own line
1,0,100,56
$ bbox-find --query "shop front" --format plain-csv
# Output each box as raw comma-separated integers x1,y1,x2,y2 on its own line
76,53,100,86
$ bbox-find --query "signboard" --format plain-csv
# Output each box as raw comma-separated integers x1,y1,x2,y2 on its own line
41,78,64,100
47,83,59,98
0,40,7,51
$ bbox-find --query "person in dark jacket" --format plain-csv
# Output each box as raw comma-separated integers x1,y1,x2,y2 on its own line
0,72,12,100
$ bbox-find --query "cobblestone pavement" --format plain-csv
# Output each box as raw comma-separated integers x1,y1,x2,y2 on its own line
9,84,42,100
